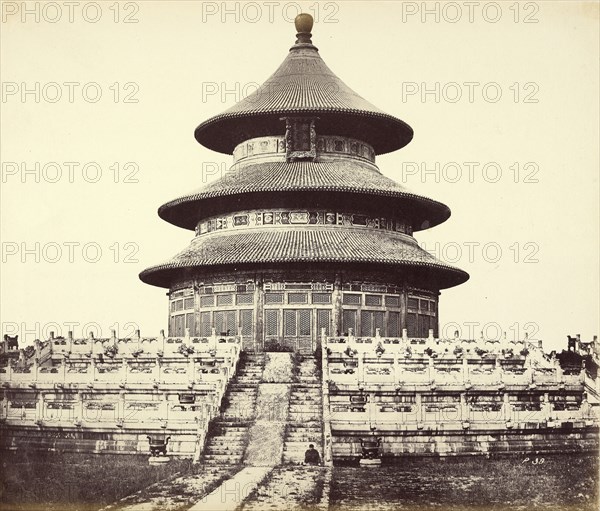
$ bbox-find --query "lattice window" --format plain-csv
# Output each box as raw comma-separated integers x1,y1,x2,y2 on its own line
343,294,361,305
407,297,418,309
317,309,331,336
200,295,215,307
360,311,372,337
288,292,308,304
365,294,382,307
342,309,357,335
185,313,195,336
172,299,184,312
418,314,430,337
236,293,254,305
265,310,279,336
215,311,235,335
240,310,253,336
284,310,297,336
184,298,195,309
217,294,233,306
265,293,284,304
373,311,384,334
298,309,311,336
419,299,429,312
172,314,185,337
312,293,332,304
200,312,211,337
386,295,400,307
407,313,417,337
388,312,400,337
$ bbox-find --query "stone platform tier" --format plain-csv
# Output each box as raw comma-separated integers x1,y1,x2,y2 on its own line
0,331,242,457
321,331,599,460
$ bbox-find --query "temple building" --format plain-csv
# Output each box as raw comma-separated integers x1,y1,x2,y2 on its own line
139,13,469,352
1,14,598,461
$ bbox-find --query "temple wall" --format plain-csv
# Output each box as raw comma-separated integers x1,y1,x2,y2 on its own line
167,270,440,348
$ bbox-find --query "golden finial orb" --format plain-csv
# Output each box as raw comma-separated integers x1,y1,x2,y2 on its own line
295,13,313,33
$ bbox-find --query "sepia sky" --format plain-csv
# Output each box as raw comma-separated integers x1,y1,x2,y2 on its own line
1,1,598,351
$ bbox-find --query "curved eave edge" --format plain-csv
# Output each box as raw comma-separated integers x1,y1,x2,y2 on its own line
156,191,451,232
139,260,469,290
194,109,414,155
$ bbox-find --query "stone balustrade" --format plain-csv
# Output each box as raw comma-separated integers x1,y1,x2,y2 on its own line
0,331,243,456
320,330,597,435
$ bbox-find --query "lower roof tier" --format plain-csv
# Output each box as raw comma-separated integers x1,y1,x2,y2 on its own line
158,160,451,232
139,227,469,289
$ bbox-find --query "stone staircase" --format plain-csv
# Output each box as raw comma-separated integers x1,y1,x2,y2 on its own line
200,352,265,465
283,355,324,464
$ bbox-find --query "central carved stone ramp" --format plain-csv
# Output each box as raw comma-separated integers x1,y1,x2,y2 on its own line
188,355,292,511
283,355,324,464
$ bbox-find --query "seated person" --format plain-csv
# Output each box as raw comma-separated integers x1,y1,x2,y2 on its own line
304,443,321,465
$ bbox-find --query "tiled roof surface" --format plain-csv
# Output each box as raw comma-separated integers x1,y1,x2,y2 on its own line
194,46,413,154
139,227,469,289
158,160,450,230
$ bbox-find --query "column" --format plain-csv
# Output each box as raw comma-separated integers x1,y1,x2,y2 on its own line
399,287,407,334
253,275,264,350
332,273,342,337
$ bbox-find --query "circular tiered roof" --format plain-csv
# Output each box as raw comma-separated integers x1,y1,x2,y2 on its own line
140,14,469,290
158,160,451,231
139,228,468,289
194,28,413,155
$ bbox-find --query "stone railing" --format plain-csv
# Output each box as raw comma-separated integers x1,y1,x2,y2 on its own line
0,331,243,441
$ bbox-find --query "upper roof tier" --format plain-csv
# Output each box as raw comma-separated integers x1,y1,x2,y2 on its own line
194,16,413,155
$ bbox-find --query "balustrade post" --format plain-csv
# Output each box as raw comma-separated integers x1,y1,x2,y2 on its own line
188,355,195,386
89,357,96,384
73,392,83,422
543,392,551,421
460,392,469,422
554,358,563,383
159,329,166,353
153,358,160,384
32,358,39,382
428,356,434,384
358,351,364,384
121,358,128,385
35,391,44,422
502,392,512,422
61,357,66,383
415,393,423,426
